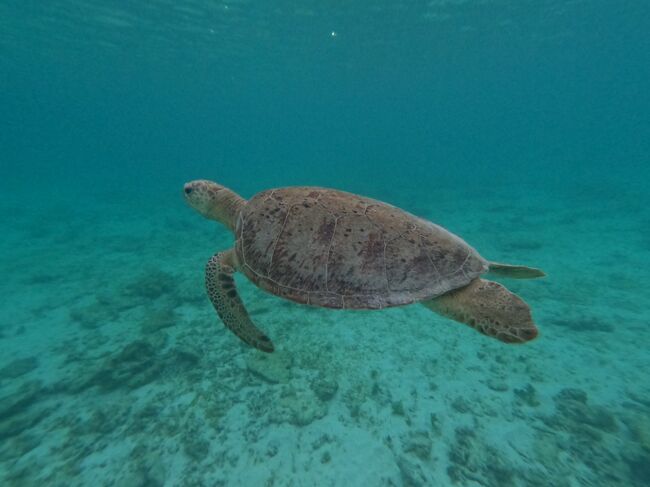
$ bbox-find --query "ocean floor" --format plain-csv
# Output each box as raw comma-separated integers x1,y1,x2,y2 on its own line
1,181,649,486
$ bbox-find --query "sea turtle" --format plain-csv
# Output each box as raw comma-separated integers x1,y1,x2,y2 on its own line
184,180,544,353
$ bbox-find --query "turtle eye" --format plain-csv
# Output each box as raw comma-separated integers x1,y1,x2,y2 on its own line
184,186,193,195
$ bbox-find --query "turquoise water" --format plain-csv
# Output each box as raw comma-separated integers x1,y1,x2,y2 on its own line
1,1,650,485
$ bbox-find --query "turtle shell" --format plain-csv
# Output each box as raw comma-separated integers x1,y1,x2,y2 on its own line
235,187,488,309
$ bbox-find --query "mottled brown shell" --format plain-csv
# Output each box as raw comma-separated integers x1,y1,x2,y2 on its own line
235,187,488,309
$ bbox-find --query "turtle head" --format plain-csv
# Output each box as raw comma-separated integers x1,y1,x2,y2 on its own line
183,180,224,218
183,179,245,231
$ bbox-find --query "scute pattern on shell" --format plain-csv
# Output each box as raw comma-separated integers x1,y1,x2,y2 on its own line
235,187,488,309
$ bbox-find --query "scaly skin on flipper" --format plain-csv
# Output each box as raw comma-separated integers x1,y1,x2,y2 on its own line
205,249,275,353
422,278,538,343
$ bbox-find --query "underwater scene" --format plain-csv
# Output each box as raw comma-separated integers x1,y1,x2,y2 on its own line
1,1,649,486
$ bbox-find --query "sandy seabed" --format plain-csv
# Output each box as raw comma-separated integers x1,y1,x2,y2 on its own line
1,182,648,486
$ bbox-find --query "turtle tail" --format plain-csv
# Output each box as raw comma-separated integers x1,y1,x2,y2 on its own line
488,262,545,279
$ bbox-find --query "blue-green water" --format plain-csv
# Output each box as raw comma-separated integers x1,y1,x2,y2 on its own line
1,1,649,485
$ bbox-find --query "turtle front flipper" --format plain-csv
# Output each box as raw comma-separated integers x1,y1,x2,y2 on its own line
205,249,274,353
422,278,538,343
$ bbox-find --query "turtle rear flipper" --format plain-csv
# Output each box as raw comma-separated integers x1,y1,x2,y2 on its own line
488,262,545,279
423,278,538,343
205,249,275,353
